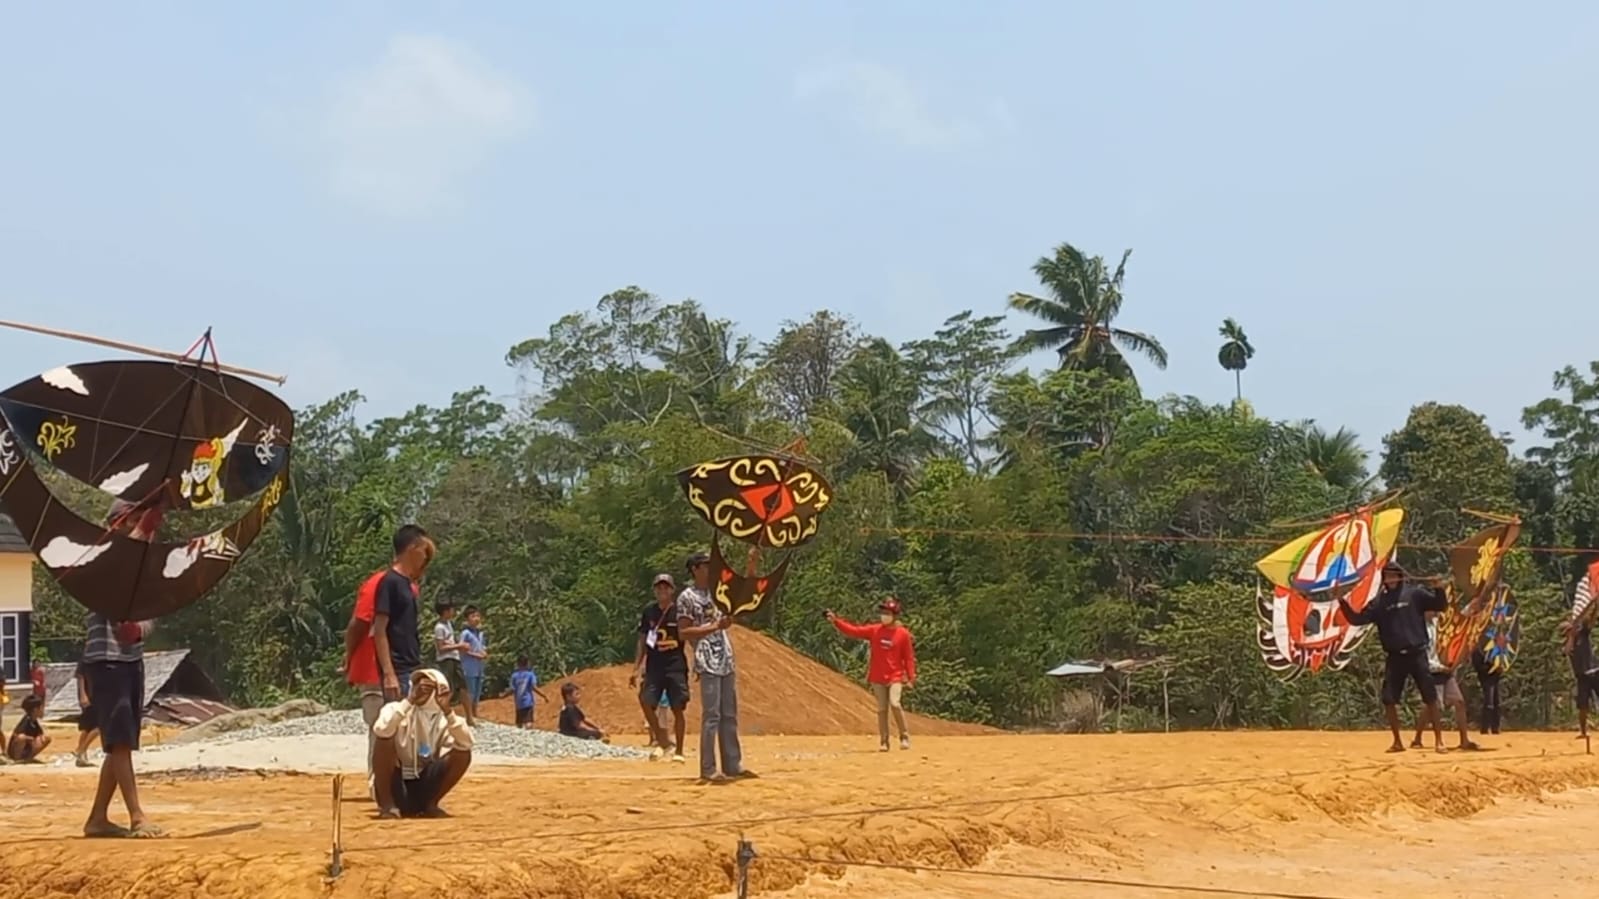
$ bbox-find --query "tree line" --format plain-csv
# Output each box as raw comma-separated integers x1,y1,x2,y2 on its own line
30,242,1599,731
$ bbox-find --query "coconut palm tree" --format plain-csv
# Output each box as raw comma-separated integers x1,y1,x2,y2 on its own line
1216,318,1254,402
1008,243,1168,382
1302,424,1370,492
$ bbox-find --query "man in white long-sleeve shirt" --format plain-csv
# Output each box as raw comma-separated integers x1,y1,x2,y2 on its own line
371,668,473,819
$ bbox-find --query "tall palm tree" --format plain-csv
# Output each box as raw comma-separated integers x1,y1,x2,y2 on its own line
1008,243,1168,381
1302,424,1370,492
1216,318,1254,402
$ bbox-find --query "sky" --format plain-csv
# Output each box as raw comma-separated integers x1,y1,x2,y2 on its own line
3,2,1597,460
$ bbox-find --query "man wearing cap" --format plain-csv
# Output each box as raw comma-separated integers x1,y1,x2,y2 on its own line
631,573,689,762
1337,561,1449,753
676,551,758,783
826,599,917,751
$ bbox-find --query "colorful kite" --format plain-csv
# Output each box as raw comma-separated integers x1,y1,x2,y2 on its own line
1477,585,1519,675
677,452,832,616
0,351,293,620
1433,516,1520,669
1255,504,1405,679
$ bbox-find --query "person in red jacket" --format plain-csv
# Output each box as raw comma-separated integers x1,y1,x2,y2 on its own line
826,598,917,751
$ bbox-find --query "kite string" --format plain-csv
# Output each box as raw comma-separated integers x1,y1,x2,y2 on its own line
859,525,1598,558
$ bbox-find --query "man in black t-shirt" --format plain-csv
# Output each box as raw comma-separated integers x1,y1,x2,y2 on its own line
373,524,436,701
1338,561,1448,753
631,573,690,762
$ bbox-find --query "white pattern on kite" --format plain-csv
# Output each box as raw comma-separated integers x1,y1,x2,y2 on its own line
98,463,150,495
41,366,89,395
39,535,110,568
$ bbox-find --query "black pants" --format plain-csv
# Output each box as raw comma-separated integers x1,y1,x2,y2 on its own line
1473,665,1501,734
390,758,448,818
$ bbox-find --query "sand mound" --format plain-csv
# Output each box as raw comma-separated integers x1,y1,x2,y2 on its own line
479,625,995,737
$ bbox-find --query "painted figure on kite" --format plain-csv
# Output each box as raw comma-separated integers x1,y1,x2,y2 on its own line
0,333,293,620
1255,499,1405,679
677,448,832,616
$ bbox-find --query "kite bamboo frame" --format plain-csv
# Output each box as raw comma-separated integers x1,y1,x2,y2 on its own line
0,318,287,385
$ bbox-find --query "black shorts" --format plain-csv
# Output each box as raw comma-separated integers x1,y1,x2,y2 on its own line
641,667,690,709
437,658,466,697
1577,675,1599,712
389,757,448,817
84,660,143,751
78,705,97,732
515,705,533,727
7,733,40,761
1381,650,1437,706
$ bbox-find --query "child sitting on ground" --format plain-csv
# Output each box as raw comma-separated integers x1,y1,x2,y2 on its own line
557,683,607,742
7,695,51,762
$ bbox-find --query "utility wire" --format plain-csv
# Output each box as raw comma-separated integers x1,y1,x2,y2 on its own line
753,852,1356,899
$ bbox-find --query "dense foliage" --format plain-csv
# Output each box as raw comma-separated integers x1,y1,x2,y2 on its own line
28,244,1599,732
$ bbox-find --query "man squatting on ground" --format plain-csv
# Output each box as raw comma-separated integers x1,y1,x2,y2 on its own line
632,572,689,762
827,597,917,751
677,551,758,783
1338,560,1449,753
372,669,473,819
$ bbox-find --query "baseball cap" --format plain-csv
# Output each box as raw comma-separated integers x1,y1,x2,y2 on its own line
653,573,676,588
879,598,902,615
686,551,710,571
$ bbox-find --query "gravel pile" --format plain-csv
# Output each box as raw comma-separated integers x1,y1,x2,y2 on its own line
144,709,646,761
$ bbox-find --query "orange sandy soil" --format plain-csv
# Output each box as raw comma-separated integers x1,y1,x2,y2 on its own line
478,625,995,737
3,730,1597,899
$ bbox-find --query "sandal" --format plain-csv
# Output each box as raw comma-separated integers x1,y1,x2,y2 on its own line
128,823,167,839
84,823,130,839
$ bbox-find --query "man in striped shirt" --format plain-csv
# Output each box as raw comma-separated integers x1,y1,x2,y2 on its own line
82,498,161,839
1562,561,1599,738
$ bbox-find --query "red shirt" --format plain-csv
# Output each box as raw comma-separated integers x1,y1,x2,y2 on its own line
832,619,916,685
345,570,387,687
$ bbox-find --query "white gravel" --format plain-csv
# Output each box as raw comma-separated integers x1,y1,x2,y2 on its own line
34,709,646,774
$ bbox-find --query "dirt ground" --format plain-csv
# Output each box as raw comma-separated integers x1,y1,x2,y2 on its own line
478,625,995,737
3,729,1597,899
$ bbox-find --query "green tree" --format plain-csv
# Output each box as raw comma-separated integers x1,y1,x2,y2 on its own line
1216,317,1254,403
1007,243,1167,381
1378,402,1517,563
904,311,1015,473
1300,423,1370,493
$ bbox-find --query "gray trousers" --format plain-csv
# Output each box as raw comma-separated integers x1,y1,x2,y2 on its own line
359,688,385,792
698,670,743,779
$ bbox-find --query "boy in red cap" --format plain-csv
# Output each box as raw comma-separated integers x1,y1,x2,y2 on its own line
826,598,917,751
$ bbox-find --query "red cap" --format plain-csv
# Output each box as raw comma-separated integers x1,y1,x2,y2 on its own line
879,598,902,616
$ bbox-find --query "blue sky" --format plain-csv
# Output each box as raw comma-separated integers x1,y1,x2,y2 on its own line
3,3,1597,460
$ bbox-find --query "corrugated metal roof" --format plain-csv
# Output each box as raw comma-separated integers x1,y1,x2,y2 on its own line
0,513,28,554
41,649,230,720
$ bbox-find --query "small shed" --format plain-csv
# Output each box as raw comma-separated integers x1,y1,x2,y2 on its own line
41,648,234,726
1047,657,1173,732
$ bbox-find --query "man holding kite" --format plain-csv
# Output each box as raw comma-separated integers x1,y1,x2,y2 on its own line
1338,561,1449,753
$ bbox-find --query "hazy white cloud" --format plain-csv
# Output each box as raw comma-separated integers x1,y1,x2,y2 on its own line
794,60,1007,149
320,35,531,217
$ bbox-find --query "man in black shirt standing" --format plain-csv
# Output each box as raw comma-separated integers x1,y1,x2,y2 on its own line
1338,561,1449,753
632,573,690,763
373,524,436,701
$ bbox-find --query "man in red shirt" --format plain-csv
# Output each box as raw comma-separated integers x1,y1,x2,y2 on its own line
826,598,917,751
343,556,420,797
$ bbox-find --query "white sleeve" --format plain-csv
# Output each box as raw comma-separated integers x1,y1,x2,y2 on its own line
1574,574,1595,624
444,713,474,751
371,701,407,738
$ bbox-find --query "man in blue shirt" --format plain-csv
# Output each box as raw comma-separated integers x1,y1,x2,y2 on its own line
459,606,487,727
